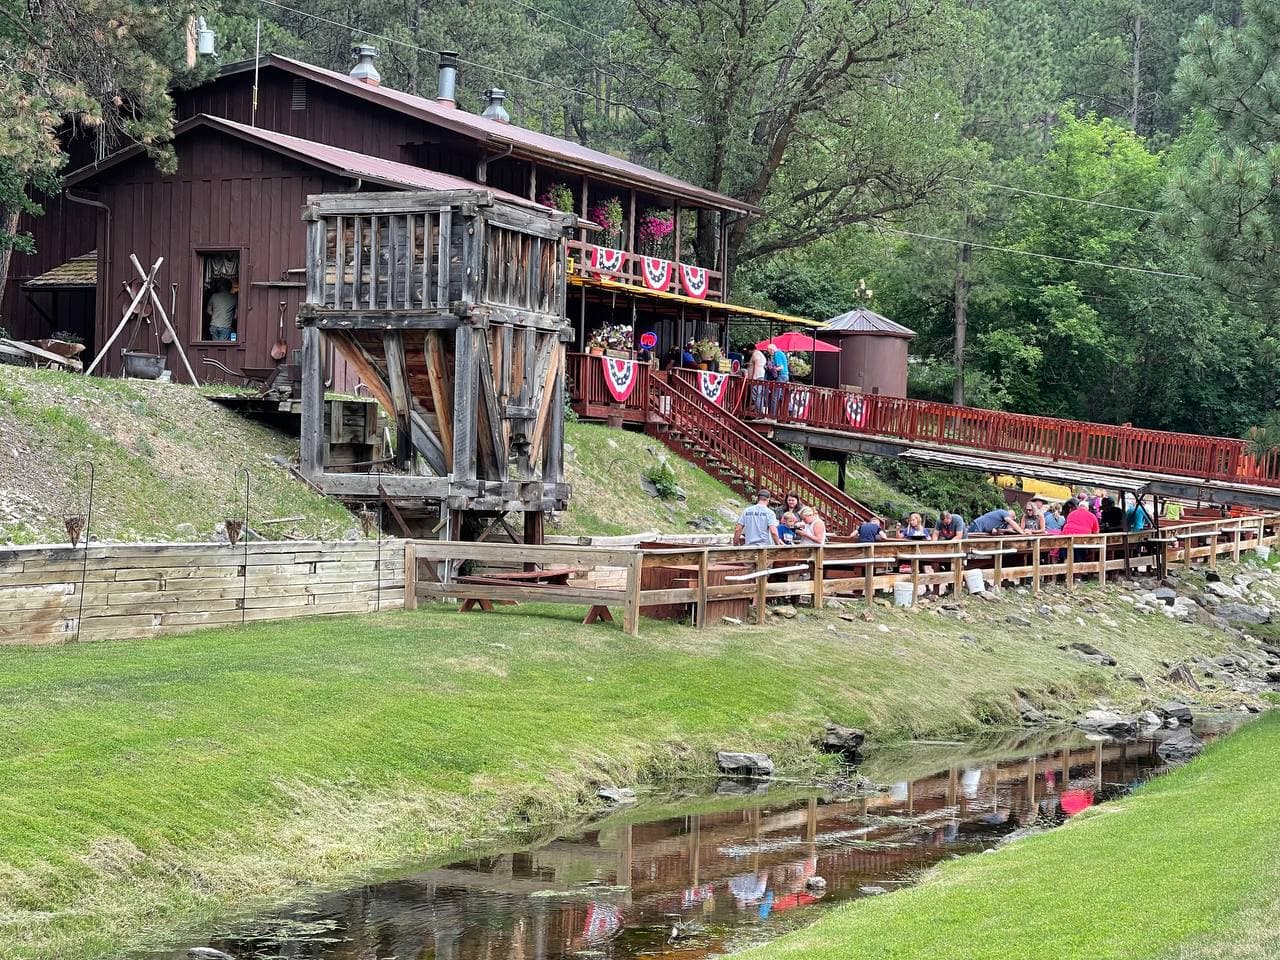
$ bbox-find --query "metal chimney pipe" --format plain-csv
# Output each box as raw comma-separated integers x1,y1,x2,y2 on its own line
349,44,381,85
437,51,458,106
481,88,510,123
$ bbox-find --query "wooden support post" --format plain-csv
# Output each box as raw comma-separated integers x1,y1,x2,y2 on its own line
1184,533,1193,570
623,550,643,638
836,454,848,491
812,546,825,611
452,325,479,481
300,325,326,479
910,556,921,599
1032,545,1042,594
523,510,545,546
403,540,418,610
864,558,875,608
756,548,769,624
992,549,1004,593
1233,526,1242,562
1208,534,1217,571
954,554,965,604
1066,540,1075,592
696,549,709,627
1097,542,1107,587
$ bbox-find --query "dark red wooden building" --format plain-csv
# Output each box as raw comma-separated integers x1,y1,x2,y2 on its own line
3,51,806,386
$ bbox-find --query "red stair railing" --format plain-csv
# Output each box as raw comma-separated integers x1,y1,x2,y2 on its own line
649,372,873,533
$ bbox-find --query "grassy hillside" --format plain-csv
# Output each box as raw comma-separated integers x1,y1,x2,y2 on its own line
556,421,741,536
0,367,355,544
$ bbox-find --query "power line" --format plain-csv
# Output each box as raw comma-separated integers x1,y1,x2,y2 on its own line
949,176,1160,216
253,0,692,124
871,224,1200,280
505,0,615,46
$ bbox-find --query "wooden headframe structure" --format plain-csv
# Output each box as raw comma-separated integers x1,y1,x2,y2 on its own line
299,190,577,532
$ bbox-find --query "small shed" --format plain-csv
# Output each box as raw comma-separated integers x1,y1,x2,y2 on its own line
814,306,915,398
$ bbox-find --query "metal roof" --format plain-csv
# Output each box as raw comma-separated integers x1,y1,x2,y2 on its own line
821,306,916,339
217,55,759,216
67,115,552,215
23,252,97,289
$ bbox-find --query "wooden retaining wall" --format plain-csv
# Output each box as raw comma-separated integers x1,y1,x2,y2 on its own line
0,539,404,645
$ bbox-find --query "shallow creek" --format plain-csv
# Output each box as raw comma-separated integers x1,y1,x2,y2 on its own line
162,718,1243,960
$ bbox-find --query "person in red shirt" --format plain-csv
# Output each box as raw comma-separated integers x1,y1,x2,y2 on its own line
1060,497,1100,563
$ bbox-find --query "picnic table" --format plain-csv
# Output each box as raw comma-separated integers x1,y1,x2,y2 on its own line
454,566,615,624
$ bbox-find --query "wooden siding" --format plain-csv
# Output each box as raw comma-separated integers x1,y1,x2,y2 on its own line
92,129,352,382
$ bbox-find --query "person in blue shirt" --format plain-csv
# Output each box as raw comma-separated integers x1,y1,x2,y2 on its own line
767,343,790,382
680,339,696,367
858,517,888,542
967,508,1024,535
1044,502,1066,531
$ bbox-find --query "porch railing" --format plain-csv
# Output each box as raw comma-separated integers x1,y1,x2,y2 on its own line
567,239,725,302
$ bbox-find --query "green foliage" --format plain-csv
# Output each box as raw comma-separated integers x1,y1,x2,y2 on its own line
641,459,680,500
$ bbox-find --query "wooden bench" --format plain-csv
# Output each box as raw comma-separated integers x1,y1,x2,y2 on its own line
455,567,613,624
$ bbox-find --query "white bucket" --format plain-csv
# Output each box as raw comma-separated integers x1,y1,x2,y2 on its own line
965,569,988,594
1257,544,1271,562
893,582,915,608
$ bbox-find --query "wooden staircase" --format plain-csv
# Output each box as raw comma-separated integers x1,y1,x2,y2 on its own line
646,372,874,534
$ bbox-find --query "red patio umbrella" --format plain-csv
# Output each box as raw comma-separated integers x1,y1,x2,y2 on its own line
755,332,841,353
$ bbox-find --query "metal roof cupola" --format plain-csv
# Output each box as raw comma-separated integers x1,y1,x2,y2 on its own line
482,88,510,123
349,44,380,85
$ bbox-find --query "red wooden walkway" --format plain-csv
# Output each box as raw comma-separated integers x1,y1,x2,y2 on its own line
567,354,1280,510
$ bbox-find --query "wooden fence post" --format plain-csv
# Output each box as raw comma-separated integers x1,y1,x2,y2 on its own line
1032,545,1041,594
1066,539,1075,592
755,548,769,624
403,540,418,610
1208,533,1217,571
623,550,644,637
812,546,825,611
696,549,709,628
1233,526,1242,562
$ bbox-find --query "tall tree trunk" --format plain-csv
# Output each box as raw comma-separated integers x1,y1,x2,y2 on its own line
1128,15,1143,130
0,208,20,323
952,216,973,406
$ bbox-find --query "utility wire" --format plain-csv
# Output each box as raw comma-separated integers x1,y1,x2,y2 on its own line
871,224,1200,280
253,0,693,123
949,176,1160,216
506,0,616,46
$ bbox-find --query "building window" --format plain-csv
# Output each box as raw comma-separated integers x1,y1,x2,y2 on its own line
200,251,240,341
291,78,307,110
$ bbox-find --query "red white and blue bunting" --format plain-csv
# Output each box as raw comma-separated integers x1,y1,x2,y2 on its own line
679,263,709,299
602,356,640,402
697,370,730,405
641,256,673,291
588,245,627,279
845,393,867,427
787,387,811,420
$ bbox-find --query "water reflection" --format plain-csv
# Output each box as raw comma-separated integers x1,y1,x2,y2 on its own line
167,725,1232,960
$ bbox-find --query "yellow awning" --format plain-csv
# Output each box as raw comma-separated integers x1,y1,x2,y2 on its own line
568,273,823,328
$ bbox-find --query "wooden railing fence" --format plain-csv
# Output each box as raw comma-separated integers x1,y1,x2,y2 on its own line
404,513,1279,638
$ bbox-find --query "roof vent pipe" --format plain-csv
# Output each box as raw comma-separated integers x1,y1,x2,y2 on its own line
350,44,381,85
437,51,458,106
481,88,510,123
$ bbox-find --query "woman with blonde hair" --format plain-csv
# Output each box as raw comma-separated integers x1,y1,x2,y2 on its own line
796,505,827,545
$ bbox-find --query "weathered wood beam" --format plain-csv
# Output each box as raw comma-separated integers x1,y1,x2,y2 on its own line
300,325,326,478
452,324,479,482
299,312,463,331
475,341,506,480
424,330,454,470
383,330,414,469
307,191,491,216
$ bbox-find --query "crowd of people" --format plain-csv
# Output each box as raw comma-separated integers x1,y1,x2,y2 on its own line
733,487,1154,549
669,340,791,383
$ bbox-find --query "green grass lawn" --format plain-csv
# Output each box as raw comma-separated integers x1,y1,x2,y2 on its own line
744,712,1280,960
0,590,1254,958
